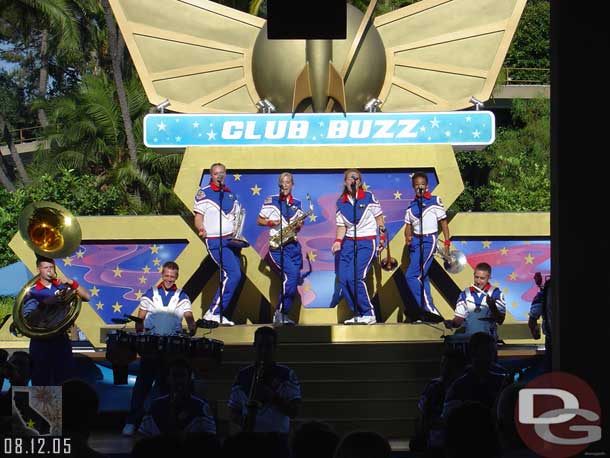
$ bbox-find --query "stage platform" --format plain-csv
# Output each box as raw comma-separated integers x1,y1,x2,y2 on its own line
3,324,545,457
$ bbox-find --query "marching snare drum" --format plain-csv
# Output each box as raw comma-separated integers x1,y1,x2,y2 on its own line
134,332,162,358
105,330,137,384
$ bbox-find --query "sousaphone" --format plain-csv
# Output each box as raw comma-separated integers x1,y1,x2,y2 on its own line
12,201,83,339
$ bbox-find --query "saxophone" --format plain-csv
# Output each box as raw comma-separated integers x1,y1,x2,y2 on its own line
243,360,265,432
269,193,314,250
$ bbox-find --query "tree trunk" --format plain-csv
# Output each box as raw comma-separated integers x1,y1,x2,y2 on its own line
0,155,16,191
0,114,31,185
37,28,50,128
102,0,138,166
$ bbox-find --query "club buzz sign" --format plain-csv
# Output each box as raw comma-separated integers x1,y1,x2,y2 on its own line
144,111,495,151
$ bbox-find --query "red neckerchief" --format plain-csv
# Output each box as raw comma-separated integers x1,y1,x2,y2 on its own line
414,191,432,200
209,181,231,192
34,279,60,290
279,193,294,204
470,283,492,294
157,282,178,291
342,189,365,203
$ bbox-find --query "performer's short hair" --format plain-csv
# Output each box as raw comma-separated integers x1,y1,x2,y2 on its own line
475,262,492,275
162,261,179,272
411,172,428,185
209,162,226,174
35,255,55,266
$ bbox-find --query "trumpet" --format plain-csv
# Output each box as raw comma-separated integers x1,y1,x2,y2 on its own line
435,239,467,274
379,228,398,271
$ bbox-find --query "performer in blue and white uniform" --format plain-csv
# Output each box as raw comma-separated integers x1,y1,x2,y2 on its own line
194,162,243,326
228,327,301,434
257,172,305,326
331,169,386,325
404,172,451,321
443,262,506,340
122,261,196,436
23,256,90,386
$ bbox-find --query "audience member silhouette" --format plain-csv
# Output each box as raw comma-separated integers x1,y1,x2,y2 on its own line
222,431,290,458
130,433,184,458
62,378,107,457
410,347,466,456
181,431,221,456
495,383,537,457
139,357,216,436
1,351,33,436
444,401,501,458
442,332,510,419
333,431,392,458
291,420,340,458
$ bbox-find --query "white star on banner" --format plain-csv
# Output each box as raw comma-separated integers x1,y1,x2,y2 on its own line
193,122,199,128
207,130,217,140
157,122,167,131
465,116,472,122
472,129,481,138
430,117,440,128
175,136,182,142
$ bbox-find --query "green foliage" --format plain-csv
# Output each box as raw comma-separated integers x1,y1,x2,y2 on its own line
31,73,187,215
450,98,550,212
0,296,13,324
0,169,126,267
505,0,550,84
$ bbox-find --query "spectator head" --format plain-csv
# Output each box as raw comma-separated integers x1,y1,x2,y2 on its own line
333,431,391,458
292,421,340,458
166,357,193,397
445,401,500,458
7,351,32,386
440,347,466,383
223,432,289,458
496,383,527,451
254,326,278,362
62,379,99,438
468,332,497,371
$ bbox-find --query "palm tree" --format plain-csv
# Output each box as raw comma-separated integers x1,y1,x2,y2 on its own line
0,71,31,186
36,73,184,214
1,0,82,127
101,0,138,166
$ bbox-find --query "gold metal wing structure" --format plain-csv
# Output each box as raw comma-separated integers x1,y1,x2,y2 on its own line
109,0,526,113
375,0,527,112
108,0,264,113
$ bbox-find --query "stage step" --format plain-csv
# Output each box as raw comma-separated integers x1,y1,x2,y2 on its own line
201,378,429,400
191,340,443,439
219,341,446,362
205,359,441,380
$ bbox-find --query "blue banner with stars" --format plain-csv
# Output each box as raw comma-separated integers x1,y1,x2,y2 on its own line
144,112,495,150
56,242,188,324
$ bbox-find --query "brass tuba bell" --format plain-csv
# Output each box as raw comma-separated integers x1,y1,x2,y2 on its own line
435,239,467,274
12,201,83,339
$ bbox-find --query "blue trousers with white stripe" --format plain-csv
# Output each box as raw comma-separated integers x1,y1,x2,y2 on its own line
269,241,303,314
405,234,440,316
205,237,242,316
338,238,377,317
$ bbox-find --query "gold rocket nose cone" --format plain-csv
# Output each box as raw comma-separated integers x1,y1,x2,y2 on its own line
251,4,386,113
